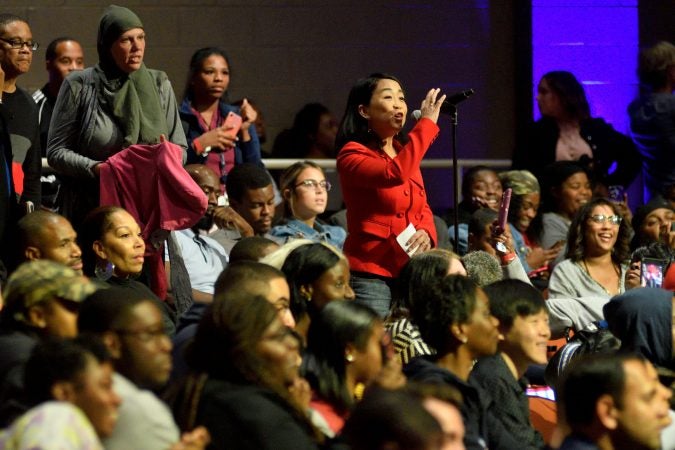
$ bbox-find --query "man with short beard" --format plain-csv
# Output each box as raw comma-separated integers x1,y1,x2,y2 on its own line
170,164,228,304
17,210,83,274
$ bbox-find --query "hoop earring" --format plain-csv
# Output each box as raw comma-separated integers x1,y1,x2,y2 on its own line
95,260,114,281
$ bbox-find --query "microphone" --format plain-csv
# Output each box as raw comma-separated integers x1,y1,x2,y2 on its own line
444,88,475,106
411,88,475,120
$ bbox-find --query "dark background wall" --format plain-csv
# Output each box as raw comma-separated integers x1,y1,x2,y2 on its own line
2,1,673,212
1,1,516,213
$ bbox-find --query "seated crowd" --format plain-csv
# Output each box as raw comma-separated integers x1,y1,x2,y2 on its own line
0,7,674,450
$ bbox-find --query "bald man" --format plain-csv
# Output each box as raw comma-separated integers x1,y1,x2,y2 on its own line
169,165,229,305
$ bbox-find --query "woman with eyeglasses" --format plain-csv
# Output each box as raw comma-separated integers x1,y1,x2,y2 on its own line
548,198,632,299
336,73,445,317
270,161,346,249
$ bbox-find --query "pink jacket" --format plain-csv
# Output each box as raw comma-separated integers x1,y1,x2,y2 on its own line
100,141,207,298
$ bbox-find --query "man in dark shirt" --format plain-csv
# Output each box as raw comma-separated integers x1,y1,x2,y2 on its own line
0,14,40,209
558,354,671,450
32,37,84,155
470,279,549,449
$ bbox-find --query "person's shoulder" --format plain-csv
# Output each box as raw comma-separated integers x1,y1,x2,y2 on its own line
542,212,568,226
316,221,346,237
12,87,38,111
337,140,373,158
218,99,239,115
146,68,169,82
582,117,616,133
554,258,576,270
31,88,46,104
202,380,283,412
472,354,505,372
530,116,557,131
65,67,95,85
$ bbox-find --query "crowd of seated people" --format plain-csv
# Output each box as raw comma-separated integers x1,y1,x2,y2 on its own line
1,6,675,449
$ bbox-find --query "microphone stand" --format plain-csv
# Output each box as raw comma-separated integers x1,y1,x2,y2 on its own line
448,104,460,249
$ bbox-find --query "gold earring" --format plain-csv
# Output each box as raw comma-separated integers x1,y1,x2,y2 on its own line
345,354,354,362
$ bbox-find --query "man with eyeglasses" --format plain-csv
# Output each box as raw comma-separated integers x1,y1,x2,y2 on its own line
78,286,209,450
0,14,41,214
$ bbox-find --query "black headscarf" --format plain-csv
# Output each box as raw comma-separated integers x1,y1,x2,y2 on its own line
95,5,168,146
604,287,674,370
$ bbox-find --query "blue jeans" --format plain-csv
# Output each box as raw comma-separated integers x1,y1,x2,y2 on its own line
350,273,394,318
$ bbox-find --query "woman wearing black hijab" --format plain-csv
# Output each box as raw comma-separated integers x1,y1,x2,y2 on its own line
47,5,186,226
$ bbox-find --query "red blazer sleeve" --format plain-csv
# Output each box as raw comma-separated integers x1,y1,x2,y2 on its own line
336,118,440,277
336,118,439,188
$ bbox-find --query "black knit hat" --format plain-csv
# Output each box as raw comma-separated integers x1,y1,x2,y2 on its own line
632,196,673,231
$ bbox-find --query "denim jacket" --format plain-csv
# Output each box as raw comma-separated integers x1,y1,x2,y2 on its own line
270,218,346,250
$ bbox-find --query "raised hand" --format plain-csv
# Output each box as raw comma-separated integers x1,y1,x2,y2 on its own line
239,98,258,130
418,88,447,124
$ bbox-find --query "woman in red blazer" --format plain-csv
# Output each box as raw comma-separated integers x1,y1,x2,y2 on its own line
336,73,445,317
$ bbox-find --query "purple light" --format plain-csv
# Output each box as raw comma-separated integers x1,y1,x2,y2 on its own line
532,1,638,135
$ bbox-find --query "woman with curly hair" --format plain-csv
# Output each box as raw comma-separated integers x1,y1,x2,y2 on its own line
404,275,519,450
548,197,631,299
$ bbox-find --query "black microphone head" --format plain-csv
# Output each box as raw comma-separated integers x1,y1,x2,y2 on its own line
444,89,475,105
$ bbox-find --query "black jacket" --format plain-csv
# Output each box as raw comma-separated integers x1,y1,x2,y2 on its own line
196,378,320,450
603,287,673,370
404,356,522,450
513,117,640,188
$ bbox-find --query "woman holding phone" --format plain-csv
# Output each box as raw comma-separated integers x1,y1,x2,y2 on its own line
180,47,262,188
499,170,562,277
336,73,445,317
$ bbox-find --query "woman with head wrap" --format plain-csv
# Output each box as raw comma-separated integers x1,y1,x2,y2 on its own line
47,5,186,227
499,170,562,276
